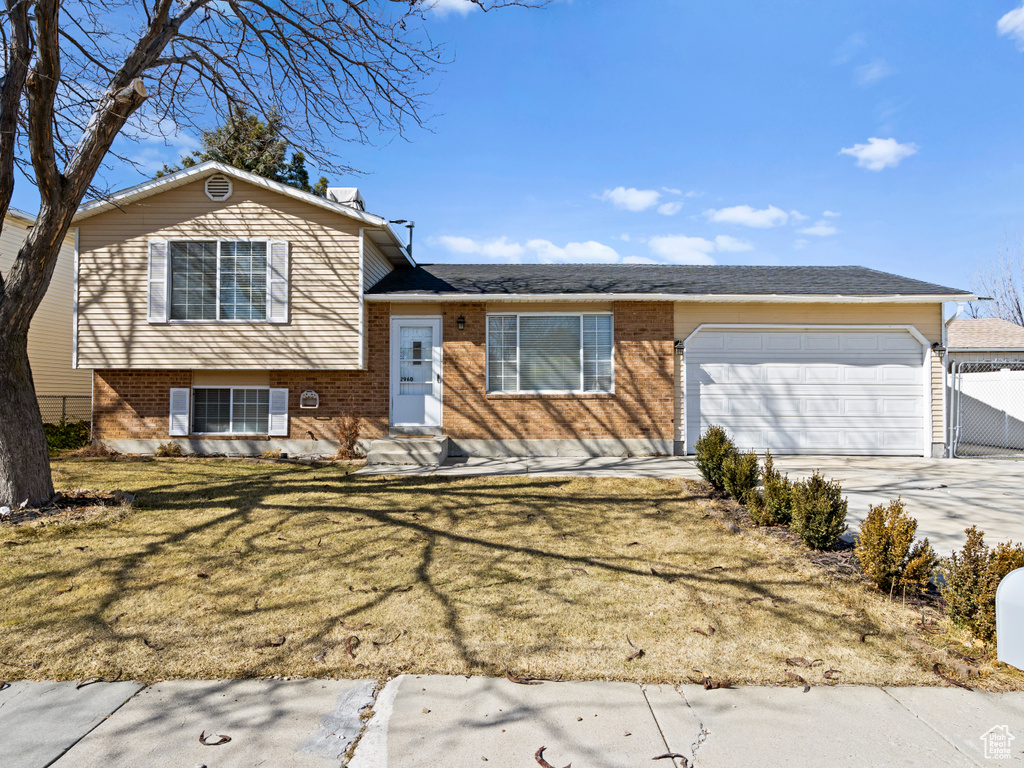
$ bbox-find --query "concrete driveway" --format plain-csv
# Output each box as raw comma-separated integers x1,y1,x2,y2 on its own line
771,456,1024,555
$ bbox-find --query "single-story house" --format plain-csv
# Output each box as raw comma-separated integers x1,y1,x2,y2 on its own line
71,161,974,460
1,209,92,422
945,317,1024,457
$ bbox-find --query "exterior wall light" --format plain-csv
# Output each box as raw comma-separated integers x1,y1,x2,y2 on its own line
457,315,466,331
674,340,685,356
931,342,946,359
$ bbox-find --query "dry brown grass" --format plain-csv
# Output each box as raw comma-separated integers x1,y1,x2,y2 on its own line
0,458,1012,688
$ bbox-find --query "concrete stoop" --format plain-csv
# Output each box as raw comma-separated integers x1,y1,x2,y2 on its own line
366,436,449,466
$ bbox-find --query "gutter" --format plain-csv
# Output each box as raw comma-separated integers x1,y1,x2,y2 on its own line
365,292,976,304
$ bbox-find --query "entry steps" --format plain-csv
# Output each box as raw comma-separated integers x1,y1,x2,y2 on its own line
366,436,449,466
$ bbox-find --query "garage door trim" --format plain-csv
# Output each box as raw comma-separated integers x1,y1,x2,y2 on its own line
681,323,932,457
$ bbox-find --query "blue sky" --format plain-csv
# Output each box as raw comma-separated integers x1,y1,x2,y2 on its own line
20,0,1024,292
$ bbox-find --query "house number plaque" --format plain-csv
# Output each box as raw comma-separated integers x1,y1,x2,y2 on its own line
299,390,320,409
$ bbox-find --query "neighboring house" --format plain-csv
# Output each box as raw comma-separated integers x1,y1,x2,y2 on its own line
1,209,92,422
72,161,974,460
945,317,1024,457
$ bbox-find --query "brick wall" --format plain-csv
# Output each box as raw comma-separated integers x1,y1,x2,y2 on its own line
92,303,391,443
92,301,675,448
93,369,193,439
441,301,675,442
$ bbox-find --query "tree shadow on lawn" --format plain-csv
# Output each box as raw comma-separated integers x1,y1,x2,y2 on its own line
0,460,933,686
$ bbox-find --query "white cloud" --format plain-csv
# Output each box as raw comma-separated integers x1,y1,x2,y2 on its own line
788,210,809,222
840,137,918,170
855,59,891,86
661,187,682,195
621,255,659,264
435,235,525,260
526,239,620,263
599,186,661,212
823,210,841,217
704,204,789,228
657,201,683,216
422,0,479,16
123,114,201,174
647,235,718,265
713,235,754,252
832,33,865,65
799,220,839,237
998,4,1024,49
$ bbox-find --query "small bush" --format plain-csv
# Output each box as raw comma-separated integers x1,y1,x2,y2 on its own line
722,450,759,500
44,420,91,453
694,425,735,491
941,527,1024,642
758,451,793,526
154,442,184,457
336,410,361,460
855,497,937,595
261,449,282,459
790,471,848,550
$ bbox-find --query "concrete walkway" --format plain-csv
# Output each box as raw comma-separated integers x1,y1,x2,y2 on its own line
356,455,1024,553
4,676,1019,767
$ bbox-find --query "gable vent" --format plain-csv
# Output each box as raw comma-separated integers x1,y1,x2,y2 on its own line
204,174,233,201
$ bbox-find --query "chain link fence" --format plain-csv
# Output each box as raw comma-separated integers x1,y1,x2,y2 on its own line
949,360,1024,458
37,395,92,426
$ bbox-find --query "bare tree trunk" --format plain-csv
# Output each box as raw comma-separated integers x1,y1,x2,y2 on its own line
0,331,53,507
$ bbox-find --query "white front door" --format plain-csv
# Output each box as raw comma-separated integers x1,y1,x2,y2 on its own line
390,317,442,427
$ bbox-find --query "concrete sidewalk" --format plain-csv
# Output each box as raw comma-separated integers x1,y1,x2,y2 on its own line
4,676,1019,767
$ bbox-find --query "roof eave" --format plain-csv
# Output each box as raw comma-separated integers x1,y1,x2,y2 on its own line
365,292,975,303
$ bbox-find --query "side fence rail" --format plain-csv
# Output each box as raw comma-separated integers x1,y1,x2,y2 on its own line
949,359,1024,458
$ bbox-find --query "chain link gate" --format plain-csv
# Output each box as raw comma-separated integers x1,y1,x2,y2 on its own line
949,359,1024,458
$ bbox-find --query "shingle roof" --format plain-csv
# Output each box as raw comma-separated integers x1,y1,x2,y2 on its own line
367,263,971,298
947,318,1024,349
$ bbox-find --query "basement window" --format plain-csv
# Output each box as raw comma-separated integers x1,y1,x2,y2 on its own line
192,387,269,434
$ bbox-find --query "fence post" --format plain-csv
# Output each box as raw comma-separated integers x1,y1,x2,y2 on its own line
61,396,66,426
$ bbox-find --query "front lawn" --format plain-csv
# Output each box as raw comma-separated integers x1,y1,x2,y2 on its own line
0,459,947,685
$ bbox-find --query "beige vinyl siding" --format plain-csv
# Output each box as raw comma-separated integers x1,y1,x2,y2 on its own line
673,302,945,447
363,238,393,290
0,216,91,396
77,178,364,370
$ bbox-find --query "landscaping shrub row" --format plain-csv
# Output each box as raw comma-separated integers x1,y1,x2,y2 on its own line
693,424,1024,647
44,420,91,453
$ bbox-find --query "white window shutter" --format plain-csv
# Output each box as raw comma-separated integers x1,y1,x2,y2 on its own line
267,241,289,323
169,388,190,436
268,388,289,436
148,240,169,322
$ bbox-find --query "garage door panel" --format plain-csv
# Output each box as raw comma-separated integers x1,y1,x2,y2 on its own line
685,328,925,456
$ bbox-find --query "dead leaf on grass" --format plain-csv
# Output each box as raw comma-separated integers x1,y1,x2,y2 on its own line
256,634,286,649
143,638,164,651
77,670,122,689
51,580,74,595
625,635,644,661
786,671,810,692
341,622,371,631
372,631,406,648
785,657,822,668
345,635,360,659
535,746,570,768
692,625,716,637
506,671,543,685
196,572,210,579
0,681,9,691
932,663,973,691
199,731,231,746
691,669,732,690
564,566,588,575
823,669,841,680
858,631,879,643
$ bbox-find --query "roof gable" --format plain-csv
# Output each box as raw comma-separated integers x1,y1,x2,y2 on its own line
947,318,1024,349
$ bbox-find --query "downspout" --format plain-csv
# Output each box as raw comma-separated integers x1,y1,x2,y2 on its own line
942,303,963,457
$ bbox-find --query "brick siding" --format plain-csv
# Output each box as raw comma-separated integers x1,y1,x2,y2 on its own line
441,301,674,442
92,301,674,448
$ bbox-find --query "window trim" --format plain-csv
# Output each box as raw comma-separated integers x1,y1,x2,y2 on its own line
167,238,271,324
485,311,615,395
190,385,271,435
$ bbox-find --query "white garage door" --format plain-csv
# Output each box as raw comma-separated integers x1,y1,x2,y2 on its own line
685,328,926,456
